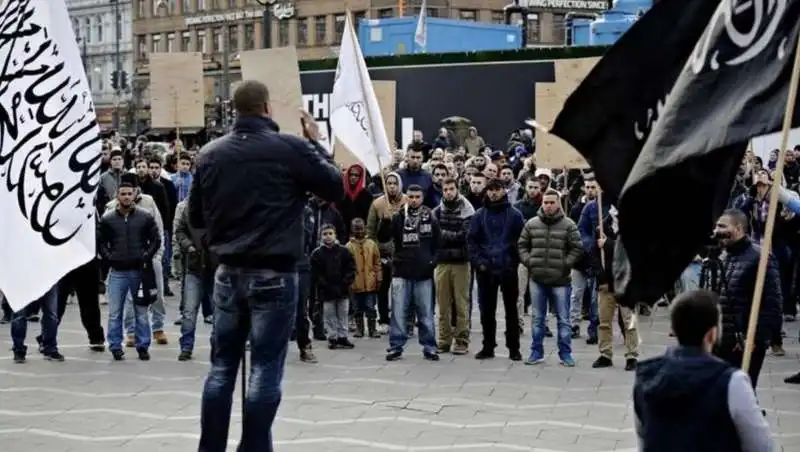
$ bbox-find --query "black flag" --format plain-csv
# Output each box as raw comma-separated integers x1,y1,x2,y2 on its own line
551,0,800,305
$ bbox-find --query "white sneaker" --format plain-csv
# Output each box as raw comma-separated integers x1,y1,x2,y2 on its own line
377,324,389,335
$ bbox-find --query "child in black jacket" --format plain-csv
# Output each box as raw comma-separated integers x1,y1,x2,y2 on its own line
311,224,357,349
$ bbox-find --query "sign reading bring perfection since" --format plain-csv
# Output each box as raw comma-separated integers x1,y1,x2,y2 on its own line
184,4,295,26
519,0,608,9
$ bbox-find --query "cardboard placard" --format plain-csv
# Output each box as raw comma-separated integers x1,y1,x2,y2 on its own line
334,80,397,172
239,47,304,137
149,52,205,129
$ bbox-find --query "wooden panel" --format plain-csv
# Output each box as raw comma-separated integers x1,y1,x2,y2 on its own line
149,52,205,129
239,47,304,137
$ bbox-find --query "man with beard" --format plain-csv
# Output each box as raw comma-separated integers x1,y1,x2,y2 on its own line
398,149,436,208
96,148,125,215
407,129,432,161
366,172,408,333
466,172,487,209
429,164,448,207
134,158,170,233
467,178,525,361
339,164,375,238
432,178,475,355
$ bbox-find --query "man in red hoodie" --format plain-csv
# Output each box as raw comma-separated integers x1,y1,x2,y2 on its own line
339,164,375,238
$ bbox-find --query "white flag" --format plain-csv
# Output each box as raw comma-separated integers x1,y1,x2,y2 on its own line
330,15,393,176
415,0,428,49
0,0,102,311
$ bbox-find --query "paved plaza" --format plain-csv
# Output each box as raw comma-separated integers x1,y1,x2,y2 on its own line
1,296,799,452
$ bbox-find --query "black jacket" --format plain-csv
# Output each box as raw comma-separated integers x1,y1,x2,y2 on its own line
139,176,170,232
309,201,347,246
391,205,441,281
310,243,356,301
97,207,161,271
188,115,344,272
432,196,474,263
719,237,783,346
159,176,178,232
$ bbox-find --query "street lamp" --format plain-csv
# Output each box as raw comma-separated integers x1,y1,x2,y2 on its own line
254,0,275,49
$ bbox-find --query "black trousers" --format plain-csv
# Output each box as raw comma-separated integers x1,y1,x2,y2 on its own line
57,258,105,344
476,270,520,352
377,261,392,324
294,271,312,350
715,342,768,390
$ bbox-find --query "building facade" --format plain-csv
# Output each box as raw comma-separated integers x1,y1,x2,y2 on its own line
67,0,135,128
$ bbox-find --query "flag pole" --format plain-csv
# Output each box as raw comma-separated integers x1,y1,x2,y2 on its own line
597,189,605,269
346,8,389,194
741,35,800,373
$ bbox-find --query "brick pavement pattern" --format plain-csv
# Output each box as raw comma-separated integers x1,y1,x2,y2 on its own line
0,296,799,452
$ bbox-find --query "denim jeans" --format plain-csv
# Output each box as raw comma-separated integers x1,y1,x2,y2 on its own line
678,262,701,294
107,270,151,351
11,285,59,354
199,265,298,452
179,272,213,352
388,278,437,355
530,281,572,357
124,258,165,334
569,270,598,339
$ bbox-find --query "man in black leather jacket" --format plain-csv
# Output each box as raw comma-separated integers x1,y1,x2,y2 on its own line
712,208,783,389
189,80,343,452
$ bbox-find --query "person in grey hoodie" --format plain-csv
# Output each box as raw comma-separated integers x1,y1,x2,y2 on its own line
633,290,772,452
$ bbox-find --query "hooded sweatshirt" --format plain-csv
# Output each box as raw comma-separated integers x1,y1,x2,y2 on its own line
366,172,408,256
338,164,375,237
466,194,525,274
463,127,486,156
633,346,772,452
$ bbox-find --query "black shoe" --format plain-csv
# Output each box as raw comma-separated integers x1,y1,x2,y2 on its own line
13,351,25,364
509,350,522,361
203,315,213,325
625,358,638,371
173,318,182,326
137,349,150,361
638,305,651,316
314,332,327,341
35,335,44,354
178,350,192,361
0,314,9,325
592,356,613,368
328,339,338,350
571,325,580,339
475,349,495,360
337,338,355,349
586,336,598,345
111,349,125,361
423,352,440,361
544,326,554,338
785,372,800,384
164,287,175,297
89,342,106,352
43,350,65,362
386,351,403,361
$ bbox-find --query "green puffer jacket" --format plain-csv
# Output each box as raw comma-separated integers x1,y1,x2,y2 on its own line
517,209,583,286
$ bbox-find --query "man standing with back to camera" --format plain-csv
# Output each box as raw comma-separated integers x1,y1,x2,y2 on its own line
189,80,344,452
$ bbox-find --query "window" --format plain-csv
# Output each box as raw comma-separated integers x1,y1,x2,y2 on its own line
152,0,162,15
97,68,104,91
314,16,326,45
84,18,91,42
197,0,206,10
428,8,439,18
459,9,477,21
334,14,345,44
137,0,145,18
72,18,79,37
94,16,103,42
228,0,237,6
353,11,366,26
491,10,505,24
378,8,393,18
552,13,566,44
197,30,207,53
278,21,290,46
296,18,308,46
228,25,238,51
526,13,540,44
167,32,176,52
214,0,223,9
213,27,222,52
136,34,147,60
244,23,255,49
181,31,191,51
152,34,161,52
182,0,190,13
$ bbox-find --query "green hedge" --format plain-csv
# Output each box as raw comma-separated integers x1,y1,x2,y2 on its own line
298,45,610,71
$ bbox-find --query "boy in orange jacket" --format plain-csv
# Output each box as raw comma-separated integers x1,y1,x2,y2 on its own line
346,218,382,338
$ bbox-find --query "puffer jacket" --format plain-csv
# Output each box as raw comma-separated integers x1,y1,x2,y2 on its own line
345,237,382,293
106,193,164,260
432,195,474,263
517,209,582,286
97,207,161,271
467,196,525,275
718,236,783,346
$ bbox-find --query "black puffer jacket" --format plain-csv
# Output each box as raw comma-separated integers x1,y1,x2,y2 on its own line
719,237,782,346
189,115,344,272
432,195,475,263
310,243,356,301
97,207,161,271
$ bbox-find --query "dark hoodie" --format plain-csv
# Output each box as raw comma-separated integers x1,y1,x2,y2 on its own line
633,346,741,452
338,164,374,237
467,195,525,275
514,194,542,222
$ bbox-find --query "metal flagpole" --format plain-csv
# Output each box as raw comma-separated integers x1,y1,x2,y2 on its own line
742,34,800,373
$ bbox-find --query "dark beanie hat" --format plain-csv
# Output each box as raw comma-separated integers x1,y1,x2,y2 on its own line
120,172,139,188
110,149,123,159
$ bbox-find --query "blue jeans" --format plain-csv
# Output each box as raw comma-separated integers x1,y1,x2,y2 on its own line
679,262,701,294
352,292,377,319
107,270,151,351
388,278,437,354
11,285,59,354
179,272,213,352
530,281,572,357
124,259,165,334
199,265,298,452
